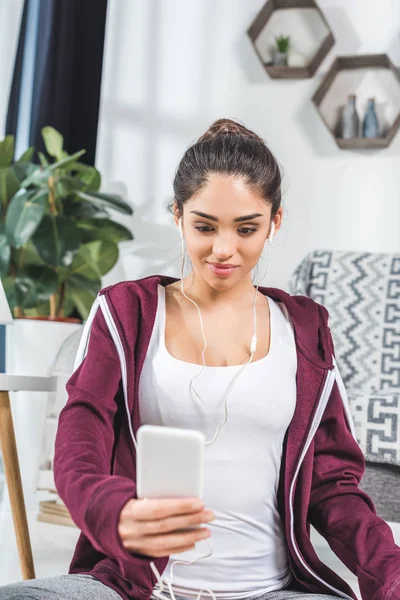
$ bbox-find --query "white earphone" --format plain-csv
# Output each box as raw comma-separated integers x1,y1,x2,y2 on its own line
268,221,275,245
178,216,184,240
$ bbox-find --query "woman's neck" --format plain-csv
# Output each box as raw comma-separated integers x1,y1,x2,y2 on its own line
182,271,258,310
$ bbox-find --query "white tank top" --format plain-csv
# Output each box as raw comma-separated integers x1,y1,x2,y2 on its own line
139,285,297,599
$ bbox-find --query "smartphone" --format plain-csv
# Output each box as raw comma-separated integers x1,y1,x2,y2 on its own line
136,425,205,500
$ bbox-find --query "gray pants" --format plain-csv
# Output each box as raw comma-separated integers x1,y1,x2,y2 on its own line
0,574,341,600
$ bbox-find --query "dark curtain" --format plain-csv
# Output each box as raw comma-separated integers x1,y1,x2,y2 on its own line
1,0,108,371
6,0,108,165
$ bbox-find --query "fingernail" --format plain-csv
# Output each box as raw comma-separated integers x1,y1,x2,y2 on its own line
200,529,211,538
204,511,216,521
192,500,205,510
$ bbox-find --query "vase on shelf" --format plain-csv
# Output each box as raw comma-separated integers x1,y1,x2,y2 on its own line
341,94,359,139
342,94,360,140
362,98,380,138
272,49,288,66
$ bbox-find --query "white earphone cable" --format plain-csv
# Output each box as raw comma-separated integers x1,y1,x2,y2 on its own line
179,224,260,446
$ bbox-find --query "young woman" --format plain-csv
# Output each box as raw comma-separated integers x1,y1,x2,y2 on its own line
1,119,400,600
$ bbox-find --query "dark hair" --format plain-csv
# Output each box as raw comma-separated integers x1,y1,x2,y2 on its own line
169,118,282,219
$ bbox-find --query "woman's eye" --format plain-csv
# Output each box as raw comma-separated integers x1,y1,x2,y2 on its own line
194,226,257,236
195,226,214,233
238,228,257,236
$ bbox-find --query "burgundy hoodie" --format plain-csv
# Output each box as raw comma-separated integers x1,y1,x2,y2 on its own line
54,275,400,600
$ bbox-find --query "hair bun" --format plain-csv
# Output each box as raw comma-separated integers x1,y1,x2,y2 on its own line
198,118,264,144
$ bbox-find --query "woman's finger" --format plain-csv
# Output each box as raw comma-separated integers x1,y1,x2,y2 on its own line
124,526,211,556
131,497,205,521
144,527,211,554
136,510,215,536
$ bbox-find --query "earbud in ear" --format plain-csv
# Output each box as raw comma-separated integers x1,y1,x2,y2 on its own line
178,217,184,240
268,221,275,245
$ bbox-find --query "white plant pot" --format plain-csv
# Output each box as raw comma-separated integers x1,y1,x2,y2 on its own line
2,319,82,512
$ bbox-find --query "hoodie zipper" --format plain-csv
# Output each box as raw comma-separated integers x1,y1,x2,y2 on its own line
98,294,354,600
289,368,354,600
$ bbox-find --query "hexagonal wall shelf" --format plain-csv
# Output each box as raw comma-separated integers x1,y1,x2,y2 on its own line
247,0,335,79
312,54,400,149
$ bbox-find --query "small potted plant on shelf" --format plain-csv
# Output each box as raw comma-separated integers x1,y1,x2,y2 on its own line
273,35,291,66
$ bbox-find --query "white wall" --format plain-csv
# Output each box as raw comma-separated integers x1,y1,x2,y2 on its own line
0,0,24,137
94,1,400,290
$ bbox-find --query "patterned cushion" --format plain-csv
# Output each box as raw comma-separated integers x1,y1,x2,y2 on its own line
348,388,400,466
289,250,400,467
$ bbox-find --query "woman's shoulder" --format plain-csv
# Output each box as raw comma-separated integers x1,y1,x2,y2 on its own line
99,274,176,297
263,286,328,320
263,287,332,366
96,275,177,316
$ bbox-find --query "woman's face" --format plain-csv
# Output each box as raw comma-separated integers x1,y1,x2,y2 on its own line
175,174,282,290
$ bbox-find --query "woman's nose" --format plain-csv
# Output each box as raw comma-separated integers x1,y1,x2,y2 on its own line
212,232,236,259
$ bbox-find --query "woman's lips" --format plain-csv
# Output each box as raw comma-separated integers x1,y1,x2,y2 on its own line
207,263,238,277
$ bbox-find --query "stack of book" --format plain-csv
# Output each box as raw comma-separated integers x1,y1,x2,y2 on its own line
37,495,76,528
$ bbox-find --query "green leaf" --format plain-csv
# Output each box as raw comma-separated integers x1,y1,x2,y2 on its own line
5,189,47,248
0,229,11,277
66,277,99,320
2,276,17,310
20,149,87,188
42,126,64,161
56,175,84,194
15,265,59,309
70,240,118,279
0,166,20,207
12,161,37,183
76,218,133,244
59,293,75,318
0,136,14,168
22,303,53,318
19,165,49,188
73,164,101,191
17,147,34,164
62,199,109,219
68,273,101,296
12,241,44,268
32,215,81,267
38,152,49,167
76,190,133,215
49,149,86,172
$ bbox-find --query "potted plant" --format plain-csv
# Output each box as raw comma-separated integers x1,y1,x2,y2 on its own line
0,126,134,506
0,126,133,321
273,35,291,66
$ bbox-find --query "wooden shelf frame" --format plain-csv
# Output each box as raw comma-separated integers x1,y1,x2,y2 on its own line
247,0,335,79
312,54,400,150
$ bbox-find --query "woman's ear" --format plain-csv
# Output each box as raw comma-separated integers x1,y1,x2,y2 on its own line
272,206,283,235
173,203,180,227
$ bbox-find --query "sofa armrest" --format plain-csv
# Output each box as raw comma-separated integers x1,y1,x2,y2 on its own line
359,463,400,523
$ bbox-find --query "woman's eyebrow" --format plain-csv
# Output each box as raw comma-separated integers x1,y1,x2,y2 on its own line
190,210,263,222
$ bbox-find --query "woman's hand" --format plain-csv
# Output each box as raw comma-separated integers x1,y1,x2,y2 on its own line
118,497,215,558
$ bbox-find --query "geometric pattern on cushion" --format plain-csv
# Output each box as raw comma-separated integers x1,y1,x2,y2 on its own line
289,250,400,393
348,388,400,466
289,250,400,470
